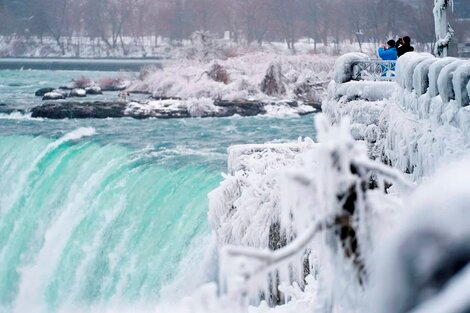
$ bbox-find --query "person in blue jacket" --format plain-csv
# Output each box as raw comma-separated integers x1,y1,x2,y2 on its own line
378,39,397,76
378,40,398,60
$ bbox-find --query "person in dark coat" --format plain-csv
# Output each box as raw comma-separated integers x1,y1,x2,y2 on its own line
396,36,415,57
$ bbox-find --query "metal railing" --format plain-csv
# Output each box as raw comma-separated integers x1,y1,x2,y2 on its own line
351,60,397,81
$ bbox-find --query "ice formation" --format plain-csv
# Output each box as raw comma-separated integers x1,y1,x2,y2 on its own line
433,0,454,57
371,155,470,313
325,52,470,179
208,51,470,313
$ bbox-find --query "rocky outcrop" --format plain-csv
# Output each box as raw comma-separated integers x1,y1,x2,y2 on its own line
31,101,127,119
30,99,317,119
35,87,55,97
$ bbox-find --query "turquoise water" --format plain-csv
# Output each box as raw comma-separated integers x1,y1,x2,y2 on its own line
0,70,317,312
0,70,137,112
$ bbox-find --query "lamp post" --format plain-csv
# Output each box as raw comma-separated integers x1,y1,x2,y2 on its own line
433,0,454,57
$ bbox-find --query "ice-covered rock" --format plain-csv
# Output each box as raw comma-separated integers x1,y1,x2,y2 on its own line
260,61,286,96
42,91,66,100
85,85,103,95
69,88,87,98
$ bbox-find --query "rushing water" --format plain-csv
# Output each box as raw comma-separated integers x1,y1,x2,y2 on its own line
0,70,317,313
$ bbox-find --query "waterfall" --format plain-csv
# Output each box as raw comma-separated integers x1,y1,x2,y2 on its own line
0,129,220,313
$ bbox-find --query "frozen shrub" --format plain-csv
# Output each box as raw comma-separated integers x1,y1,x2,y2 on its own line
207,63,230,85
190,30,224,61
99,76,130,91
72,76,93,89
139,64,160,81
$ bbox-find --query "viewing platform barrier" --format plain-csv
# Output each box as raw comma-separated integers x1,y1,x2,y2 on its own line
351,60,397,81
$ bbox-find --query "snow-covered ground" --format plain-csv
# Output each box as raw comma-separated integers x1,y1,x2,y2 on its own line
0,35,380,58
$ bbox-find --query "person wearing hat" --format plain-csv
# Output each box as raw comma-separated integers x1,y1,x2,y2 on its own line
378,39,398,61
396,36,415,57
378,39,398,76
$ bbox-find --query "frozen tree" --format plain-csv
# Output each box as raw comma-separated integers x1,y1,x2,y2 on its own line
219,116,413,309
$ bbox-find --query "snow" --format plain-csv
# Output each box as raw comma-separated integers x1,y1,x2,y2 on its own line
201,50,470,313
201,47,470,312
70,88,87,97
334,81,396,101
126,99,178,112
42,91,66,100
370,154,470,313
333,52,369,84
186,98,220,117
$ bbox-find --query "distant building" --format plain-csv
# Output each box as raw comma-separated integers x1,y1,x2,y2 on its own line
453,0,470,58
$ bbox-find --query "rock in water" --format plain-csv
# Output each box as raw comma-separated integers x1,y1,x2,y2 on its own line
70,88,87,98
85,86,102,95
42,91,67,101
35,87,55,97
31,101,127,119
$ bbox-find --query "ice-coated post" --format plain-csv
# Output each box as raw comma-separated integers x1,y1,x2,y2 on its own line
433,0,454,57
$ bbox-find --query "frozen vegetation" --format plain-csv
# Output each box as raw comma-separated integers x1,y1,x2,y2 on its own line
201,52,470,313
128,52,334,114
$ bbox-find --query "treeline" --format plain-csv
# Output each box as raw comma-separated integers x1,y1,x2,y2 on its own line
0,0,437,52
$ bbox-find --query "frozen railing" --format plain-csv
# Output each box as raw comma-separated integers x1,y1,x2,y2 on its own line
351,60,397,81
334,52,470,107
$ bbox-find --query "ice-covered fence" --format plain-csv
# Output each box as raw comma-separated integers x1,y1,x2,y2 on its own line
333,53,397,83
351,60,397,81
395,52,469,106
327,52,470,179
